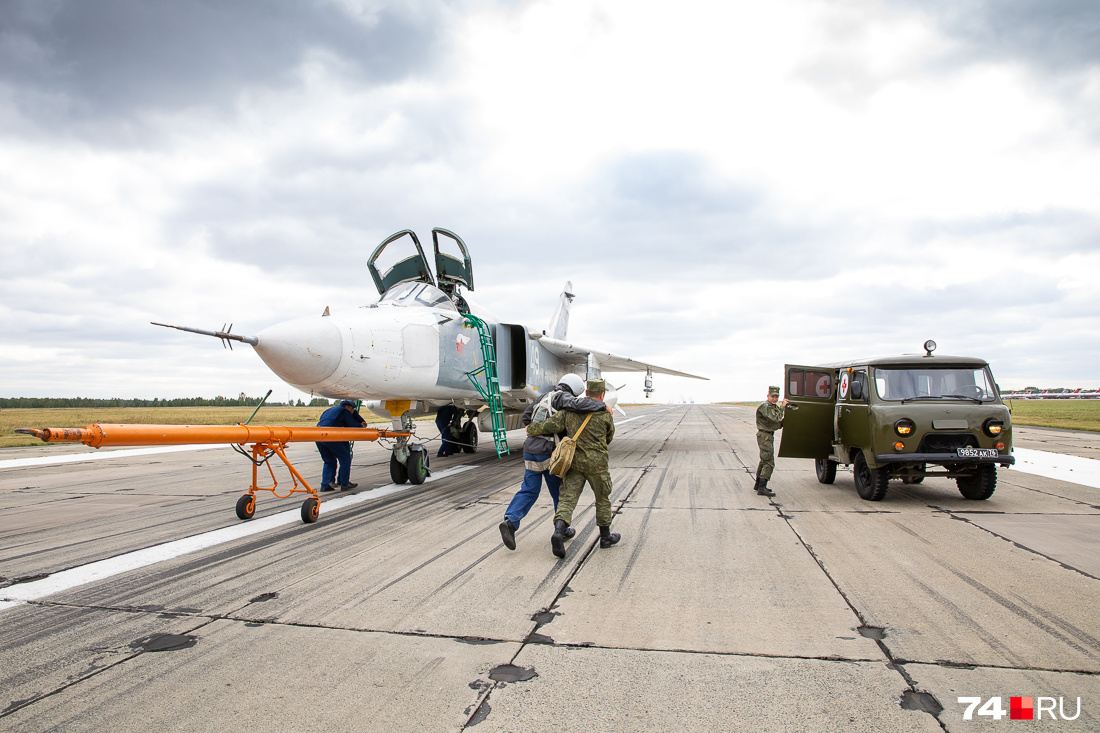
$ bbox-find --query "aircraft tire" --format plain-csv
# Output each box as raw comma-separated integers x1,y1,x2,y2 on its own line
462,423,478,454
957,464,996,500
390,452,408,484
853,452,888,501
301,497,319,524
235,494,256,520
406,450,428,485
815,458,837,484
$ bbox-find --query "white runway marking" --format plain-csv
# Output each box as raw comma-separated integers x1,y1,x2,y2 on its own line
0,465,477,613
1008,447,1100,489
0,444,226,470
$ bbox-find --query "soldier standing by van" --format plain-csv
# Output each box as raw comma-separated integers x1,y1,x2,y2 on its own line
755,386,788,497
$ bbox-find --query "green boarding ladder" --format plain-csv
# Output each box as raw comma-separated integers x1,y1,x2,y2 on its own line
462,313,510,458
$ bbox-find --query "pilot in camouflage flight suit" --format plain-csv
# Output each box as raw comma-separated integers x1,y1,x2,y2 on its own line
754,386,787,497
526,378,620,558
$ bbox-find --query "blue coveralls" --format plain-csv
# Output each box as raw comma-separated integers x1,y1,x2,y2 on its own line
435,405,461,456
315,404,365,486
503,453,562,530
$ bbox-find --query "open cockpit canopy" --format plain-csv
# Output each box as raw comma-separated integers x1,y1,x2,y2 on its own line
368,228,475,299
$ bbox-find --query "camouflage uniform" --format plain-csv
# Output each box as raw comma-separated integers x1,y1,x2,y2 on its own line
526,389,616,527
756,388,784,482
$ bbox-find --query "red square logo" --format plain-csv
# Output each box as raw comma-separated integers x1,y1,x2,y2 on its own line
1010,697,1034,720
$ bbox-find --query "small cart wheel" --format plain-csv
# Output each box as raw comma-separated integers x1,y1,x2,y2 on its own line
301,497,320,524
235,494,256,520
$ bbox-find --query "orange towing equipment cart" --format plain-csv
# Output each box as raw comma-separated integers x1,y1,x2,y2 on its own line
16,424,411,524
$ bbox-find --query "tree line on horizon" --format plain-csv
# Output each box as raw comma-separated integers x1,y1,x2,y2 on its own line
0,396,334,409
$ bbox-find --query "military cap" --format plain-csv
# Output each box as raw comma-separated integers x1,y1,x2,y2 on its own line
768,386,781,396
340,399,356,407
587,378,606,393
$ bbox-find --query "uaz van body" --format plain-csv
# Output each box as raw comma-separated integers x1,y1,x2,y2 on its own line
778,346,1014,501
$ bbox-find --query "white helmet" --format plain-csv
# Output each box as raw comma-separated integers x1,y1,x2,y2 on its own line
559,373,586,396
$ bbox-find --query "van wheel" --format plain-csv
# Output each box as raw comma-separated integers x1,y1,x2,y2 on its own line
815,458,837,484
957,464,996,500
901,464,925,485
853,452,888,501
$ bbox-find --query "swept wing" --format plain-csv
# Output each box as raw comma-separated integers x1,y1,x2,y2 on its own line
535,335,707,380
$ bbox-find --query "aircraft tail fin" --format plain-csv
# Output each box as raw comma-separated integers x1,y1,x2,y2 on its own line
547,281,574,340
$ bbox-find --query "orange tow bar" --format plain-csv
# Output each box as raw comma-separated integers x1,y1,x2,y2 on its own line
16,424,411,524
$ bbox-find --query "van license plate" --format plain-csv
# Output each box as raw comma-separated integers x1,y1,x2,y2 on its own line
957,447,997,458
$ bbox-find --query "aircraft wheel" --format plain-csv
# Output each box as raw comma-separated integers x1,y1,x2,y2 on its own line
957,464,996,500
853,452,888,501
462,423,478,454
815,458,837,484
301,497,320,524
406,449,429,485
390,452,408,484
235,494,256,520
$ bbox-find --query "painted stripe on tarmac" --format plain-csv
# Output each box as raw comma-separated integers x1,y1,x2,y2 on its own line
1008,447,1100,489
0,444,226,470
0,465,477,612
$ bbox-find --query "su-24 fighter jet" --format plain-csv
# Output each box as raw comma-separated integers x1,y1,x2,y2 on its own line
154,228,707,483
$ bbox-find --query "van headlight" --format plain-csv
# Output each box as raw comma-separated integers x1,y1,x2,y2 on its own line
983,419,1004,437
894,419,915,437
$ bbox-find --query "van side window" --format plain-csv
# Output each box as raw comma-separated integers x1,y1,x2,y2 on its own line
789,369,833,398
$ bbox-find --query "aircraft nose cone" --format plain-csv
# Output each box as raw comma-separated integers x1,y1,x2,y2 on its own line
253,317,344,387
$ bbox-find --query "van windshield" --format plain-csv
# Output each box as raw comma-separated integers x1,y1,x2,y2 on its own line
873,366,997,402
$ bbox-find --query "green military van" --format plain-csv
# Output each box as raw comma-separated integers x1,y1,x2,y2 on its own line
777,342,1014,501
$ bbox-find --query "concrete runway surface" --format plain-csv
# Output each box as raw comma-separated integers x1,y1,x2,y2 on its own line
1,405,1097,731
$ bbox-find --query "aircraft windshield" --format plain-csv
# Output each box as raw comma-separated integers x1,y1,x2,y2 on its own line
874,366,997,402
380,282,457,310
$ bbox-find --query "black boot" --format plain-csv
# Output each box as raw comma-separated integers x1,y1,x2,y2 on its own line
499,519,517,551
599,525,621,548
563,526,576,540
551,520,568,558
756,478,775,497
752,476,763,492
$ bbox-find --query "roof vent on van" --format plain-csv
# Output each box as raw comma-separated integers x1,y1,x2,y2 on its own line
923,340,937,357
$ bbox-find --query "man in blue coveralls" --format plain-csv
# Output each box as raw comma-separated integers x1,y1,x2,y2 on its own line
316,399,367,491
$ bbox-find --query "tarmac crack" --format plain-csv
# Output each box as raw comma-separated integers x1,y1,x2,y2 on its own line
927,506,1100,582
0,616,217,720
774,507,949,730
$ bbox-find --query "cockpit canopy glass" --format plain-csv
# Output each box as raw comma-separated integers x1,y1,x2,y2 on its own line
873,366,997,402
379,281,457,311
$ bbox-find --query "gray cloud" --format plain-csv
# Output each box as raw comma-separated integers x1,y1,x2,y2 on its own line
0,0,458,141
886,0,1100,75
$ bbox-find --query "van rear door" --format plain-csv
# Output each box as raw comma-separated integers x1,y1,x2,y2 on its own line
778,364,836,459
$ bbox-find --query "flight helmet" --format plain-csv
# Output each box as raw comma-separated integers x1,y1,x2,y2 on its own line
559,373,586,396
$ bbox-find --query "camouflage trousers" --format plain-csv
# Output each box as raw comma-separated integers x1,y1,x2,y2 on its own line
756,431,775,481
554,468,614,527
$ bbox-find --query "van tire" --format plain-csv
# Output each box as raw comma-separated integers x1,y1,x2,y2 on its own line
957,464,996,500
815,458,838,484
854,452,888,501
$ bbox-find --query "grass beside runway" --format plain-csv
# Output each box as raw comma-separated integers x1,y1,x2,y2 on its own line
0,405,409,448
1004,399,1100,433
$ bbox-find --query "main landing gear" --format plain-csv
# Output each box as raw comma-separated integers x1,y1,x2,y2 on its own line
390,407,432,486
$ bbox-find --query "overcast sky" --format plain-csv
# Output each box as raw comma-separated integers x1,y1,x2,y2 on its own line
2,0,1098,403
